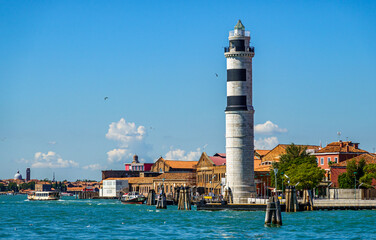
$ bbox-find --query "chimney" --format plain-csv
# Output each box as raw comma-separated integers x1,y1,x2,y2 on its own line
339,141,343,148
346,145,349,152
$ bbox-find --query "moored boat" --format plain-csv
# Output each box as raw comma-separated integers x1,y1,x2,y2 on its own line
27,191,60,201
120,191,146,204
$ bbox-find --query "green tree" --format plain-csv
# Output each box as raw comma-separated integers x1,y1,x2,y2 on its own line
338,159,366,188
7,182,18,192
0,183,6,191
359,163,376,187
271,143,325,190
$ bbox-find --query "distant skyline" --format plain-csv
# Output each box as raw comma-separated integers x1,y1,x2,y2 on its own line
1,1,375,180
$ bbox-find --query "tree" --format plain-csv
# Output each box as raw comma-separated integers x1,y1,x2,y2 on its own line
338,159,366,189
7,182,18,192
271,143,325,190
360,163,376,187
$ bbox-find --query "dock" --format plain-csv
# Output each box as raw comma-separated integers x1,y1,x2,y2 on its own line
196,199,376,211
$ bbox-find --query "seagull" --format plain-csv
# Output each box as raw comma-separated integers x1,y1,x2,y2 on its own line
215,73,218,77
104,97,109,100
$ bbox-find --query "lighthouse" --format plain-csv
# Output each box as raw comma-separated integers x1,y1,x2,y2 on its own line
224,20,255,204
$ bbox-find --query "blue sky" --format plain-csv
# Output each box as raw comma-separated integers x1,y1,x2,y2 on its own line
1,1,375,181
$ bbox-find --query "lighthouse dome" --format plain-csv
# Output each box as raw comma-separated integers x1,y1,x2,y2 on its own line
14,171,22,180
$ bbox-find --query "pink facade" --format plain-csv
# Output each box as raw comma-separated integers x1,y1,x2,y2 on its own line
125,163,153,172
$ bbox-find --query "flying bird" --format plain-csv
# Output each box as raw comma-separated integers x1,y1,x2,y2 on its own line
215,73,218,77
104,97,109,100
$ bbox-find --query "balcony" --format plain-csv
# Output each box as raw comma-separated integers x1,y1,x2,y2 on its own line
224,46,255,53
229,30,250,37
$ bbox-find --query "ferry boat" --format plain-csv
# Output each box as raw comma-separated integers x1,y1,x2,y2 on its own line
27,191,60,201
120,191,146,204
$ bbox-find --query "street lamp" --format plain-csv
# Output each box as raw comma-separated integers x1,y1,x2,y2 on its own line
354,172,357,200
266,173,269,198
274,168,278,196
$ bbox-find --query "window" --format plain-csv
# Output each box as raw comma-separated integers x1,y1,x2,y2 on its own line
334,157,338,163
328,157,331,164
316,158,319,164
320,158,324,165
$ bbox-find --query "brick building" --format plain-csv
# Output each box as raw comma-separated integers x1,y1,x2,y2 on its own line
330,153,376,188
314,141,368,180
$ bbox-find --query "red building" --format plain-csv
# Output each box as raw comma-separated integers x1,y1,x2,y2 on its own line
314,141,368,181
330,153,376,187
124,155,153,172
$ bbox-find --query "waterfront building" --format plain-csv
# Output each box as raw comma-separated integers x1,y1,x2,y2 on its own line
196,151,272,196
224,20,256,203
153,172,196,197
330,153,376,188
196,153,226,195
314,141,368,181
151,157,197,173
35,183,51,192
101,170,140,180
99,179,129,198
124,154,153,172
261,144,320,166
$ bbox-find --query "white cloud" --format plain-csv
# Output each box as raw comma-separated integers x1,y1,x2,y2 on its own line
254,137,279,150
106,118,146,147
32,151,79,168
82,164,103,171
165,148,201,161
105,118,152,164
107,148,131,163
255,121,287,135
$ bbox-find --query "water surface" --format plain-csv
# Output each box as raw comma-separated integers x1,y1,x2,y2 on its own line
0,195,375,239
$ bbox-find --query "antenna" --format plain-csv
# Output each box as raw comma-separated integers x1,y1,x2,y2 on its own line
373,147,375,153
53,172,55,182
337,132,341,141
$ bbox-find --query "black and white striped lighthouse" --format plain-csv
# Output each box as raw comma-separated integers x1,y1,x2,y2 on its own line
224,20,255,204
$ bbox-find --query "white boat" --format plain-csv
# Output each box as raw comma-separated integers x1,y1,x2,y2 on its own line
27,191,60,201
120,191,146,204
60,192,73,196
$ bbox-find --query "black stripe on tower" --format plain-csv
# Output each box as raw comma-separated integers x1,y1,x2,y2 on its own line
226,96,247,111
230,40,245,51
227,69,246,81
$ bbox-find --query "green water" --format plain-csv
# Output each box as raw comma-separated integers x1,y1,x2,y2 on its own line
0,195,375,239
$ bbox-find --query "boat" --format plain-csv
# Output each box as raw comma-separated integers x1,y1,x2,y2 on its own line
120,191,146,204
60,192,74,196
27,191,60,201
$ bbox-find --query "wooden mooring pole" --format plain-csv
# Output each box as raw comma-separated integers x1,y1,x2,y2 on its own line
146,189,156,205
265,196,282,226
285,186,299,212
178,187,191,210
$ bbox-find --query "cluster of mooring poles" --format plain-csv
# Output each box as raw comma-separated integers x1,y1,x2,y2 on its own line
302,189,314,211
146,189,156,205
264,196,282,226
177,187,191,210
224,188,233,204
285,186,299,212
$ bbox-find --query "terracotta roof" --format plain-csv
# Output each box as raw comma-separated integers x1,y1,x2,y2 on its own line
165,160,197,169
255,150,271,156
316,141,367,154
255,164,272,172
331,153,376,167
154,172,195,180
103,177,154,184
262,144,320,162
67,187,85,191
209,156,226,166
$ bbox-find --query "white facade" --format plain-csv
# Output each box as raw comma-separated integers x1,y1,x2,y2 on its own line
100,180,129,198
224,20,256,203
